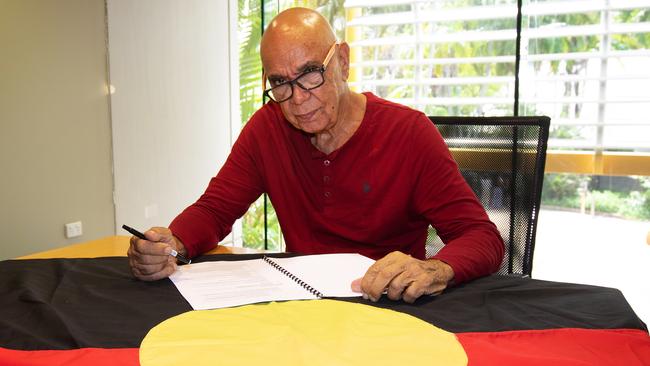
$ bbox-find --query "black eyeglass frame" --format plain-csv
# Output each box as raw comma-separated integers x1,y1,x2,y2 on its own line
262,42,339,103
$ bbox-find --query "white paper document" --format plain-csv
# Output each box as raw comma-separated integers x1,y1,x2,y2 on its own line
169,253,375,310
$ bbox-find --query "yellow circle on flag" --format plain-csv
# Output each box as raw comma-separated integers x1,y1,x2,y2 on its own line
140,299,467,366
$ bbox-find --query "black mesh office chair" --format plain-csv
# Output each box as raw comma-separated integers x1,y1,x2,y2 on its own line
427,116,550,277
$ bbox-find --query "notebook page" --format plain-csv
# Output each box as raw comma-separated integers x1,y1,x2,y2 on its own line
270,253,375,297
169,259,317,310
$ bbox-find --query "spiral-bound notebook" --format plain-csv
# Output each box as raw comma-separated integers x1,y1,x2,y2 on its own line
169,253,375,310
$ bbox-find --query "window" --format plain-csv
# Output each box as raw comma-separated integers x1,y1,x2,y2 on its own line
520,0,650,154
236,2,650,322
238,0,650,235
346,0,518,116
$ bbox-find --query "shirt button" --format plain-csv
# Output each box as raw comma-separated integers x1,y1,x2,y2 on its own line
323,176,330,183
323,160,331,166
324,191,331,198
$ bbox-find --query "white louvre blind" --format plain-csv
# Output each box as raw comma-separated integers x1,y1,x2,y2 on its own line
344,0,650,152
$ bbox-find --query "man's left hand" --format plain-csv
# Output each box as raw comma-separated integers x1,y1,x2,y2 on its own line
351,251,454,303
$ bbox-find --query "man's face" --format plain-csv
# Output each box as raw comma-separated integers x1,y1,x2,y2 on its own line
263,41,345,134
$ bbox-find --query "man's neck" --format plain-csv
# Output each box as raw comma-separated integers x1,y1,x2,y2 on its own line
311,92,367,155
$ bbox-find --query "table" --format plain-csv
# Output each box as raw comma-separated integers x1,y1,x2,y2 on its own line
1,239,649,365
16,235,263,259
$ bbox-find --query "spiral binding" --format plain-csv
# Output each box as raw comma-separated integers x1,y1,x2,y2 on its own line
263,256,324,299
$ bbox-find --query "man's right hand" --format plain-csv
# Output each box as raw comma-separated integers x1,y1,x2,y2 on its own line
127,227,187,281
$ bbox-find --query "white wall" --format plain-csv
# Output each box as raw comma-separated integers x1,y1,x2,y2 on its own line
107,0,235,236
0,0,114,260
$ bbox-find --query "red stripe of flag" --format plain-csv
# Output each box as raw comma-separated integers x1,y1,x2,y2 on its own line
2,328,649,365
0,347,139,366
457,328,650,366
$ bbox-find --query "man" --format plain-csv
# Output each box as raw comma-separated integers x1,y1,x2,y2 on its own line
128,7,504,303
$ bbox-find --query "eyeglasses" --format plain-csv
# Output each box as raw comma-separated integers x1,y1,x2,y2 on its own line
263,42,339,103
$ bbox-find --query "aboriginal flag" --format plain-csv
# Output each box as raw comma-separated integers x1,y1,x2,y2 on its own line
1,255,649,365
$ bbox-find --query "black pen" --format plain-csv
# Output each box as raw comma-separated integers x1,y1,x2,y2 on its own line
122,224,191,264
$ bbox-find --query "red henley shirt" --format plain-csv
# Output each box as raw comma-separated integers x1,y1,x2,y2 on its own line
170,92,504,284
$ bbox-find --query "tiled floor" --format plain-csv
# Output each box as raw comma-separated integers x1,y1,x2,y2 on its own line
533,208,650,325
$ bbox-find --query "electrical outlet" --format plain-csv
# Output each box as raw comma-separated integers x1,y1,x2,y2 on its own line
65,221,83,238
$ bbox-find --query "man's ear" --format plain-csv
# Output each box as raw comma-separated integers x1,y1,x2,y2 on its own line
337,42,351,81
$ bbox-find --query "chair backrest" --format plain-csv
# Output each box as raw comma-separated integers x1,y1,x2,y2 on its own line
427,116,550,277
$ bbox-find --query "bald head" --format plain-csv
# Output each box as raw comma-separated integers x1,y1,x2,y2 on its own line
260,8,336,69
258,8,360,140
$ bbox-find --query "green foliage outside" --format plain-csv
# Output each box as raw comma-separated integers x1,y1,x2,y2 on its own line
612,9,650,50
542,174,650,221
535,7,650,221
358,3,517,117
529,8,650,145
238,0,277,249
